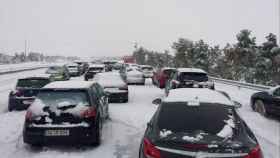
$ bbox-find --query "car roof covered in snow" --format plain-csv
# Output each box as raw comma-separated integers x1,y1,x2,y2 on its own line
20,74,51,79
94,72,126,87
164,88,233,105
89,64,105,68
162,67,176,70
43,81,96,89
177,68,206,74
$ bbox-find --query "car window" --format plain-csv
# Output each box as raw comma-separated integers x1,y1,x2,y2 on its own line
16,79,50,88
157,103,235,135
179,72,208,82
273,88,280,97
96,84,105,96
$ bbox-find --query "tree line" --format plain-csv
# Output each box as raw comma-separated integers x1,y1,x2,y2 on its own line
132,29,280,86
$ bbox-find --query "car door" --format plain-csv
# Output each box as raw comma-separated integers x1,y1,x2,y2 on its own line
91,85,103,118
95,84,108,119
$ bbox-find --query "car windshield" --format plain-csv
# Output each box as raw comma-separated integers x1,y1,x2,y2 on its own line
36,90,89,107
157,103,235,135
17,79,50,88
179,72,208,82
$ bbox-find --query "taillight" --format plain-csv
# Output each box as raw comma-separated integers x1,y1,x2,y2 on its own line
81,107,97,118
143,138,161,158
25,110,33,121
14,90,23,97
244,145,263,158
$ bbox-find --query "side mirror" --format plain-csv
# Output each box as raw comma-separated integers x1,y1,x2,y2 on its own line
152,98,162,105
233,101,242,108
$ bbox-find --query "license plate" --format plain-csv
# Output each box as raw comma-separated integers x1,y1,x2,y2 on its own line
23,100,34,105
45,130,69,136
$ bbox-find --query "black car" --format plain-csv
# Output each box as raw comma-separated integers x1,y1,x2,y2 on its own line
165,68,214,95
8,75,52,111
23,81,109,146
251,86,280,116
94,72,129,103
84,64,105,81
139,88,263,158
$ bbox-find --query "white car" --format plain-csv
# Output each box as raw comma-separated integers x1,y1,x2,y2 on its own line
140,65,154,78
126,67,145,85
84,64,106,80
94,72,129,103
66,63,80,77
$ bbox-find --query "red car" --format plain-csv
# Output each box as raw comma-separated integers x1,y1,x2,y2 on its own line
152,67,176,89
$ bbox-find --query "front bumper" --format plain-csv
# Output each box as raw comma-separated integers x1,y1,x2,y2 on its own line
8,97,35,111
23,124,97,145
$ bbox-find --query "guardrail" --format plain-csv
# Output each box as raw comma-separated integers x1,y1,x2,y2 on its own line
0,66,48,75
209,76,272,91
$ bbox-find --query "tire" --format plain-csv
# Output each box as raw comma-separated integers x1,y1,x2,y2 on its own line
254,100,268,117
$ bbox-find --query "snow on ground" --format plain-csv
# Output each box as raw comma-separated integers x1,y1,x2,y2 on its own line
215,82,280,158
0,62,50,73
0,71,279,158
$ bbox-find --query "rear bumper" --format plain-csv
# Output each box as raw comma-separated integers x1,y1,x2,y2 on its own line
69,72,79,76
23,125,97,145
127,77,145,84
109,92,128,102
8,97,34,111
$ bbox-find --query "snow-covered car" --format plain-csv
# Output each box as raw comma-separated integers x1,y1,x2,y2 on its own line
94,72,129,103
23,81,109,146
66,63,80,77
140,65,154,78
8,75,52,111
84,64,105,81
126,67,145,85
165,68,214,95
45,65,70,81
74,60,89,74
250,86,280,117
139,88,263,158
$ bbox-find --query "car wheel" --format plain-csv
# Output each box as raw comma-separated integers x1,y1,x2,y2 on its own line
254,100,268,116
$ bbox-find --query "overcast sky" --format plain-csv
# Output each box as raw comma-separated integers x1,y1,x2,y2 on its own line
0,0,278,57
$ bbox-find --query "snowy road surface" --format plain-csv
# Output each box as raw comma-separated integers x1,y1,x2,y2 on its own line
0,71,279,158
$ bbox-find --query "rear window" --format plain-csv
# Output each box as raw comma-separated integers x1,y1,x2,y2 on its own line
142,67,153,71
36,90,89,107
89,67,104,72
157,103,234,135
68,66,77,68
17,79,50,88
46,66,62,74
179,72,208,82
